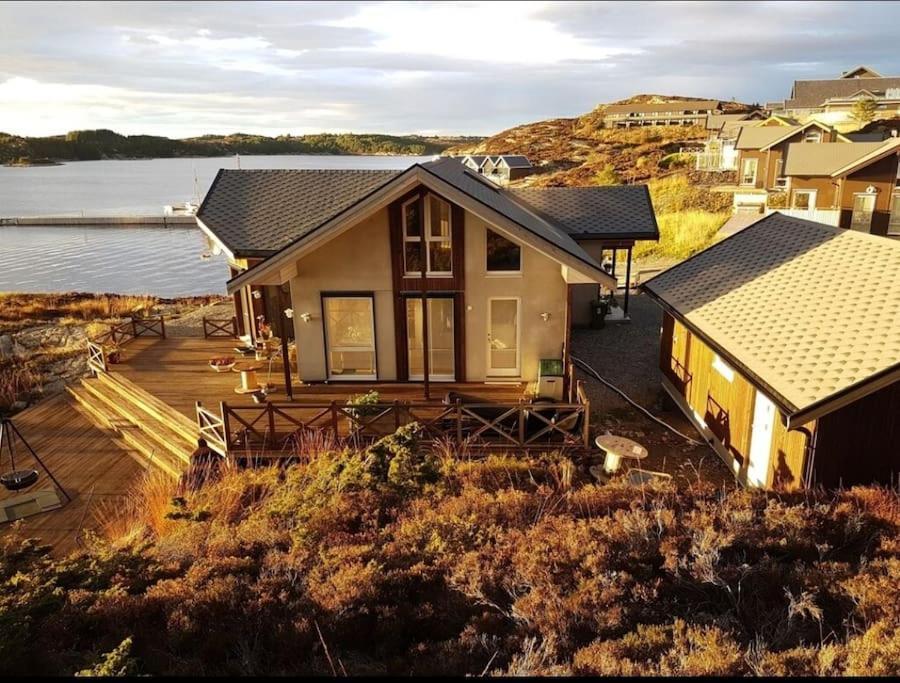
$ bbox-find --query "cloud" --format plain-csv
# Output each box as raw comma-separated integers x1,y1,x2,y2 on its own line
1,1,899,137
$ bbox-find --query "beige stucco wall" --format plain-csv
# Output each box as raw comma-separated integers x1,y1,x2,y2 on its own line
288,208,397,382
462,213,568,381
284,201,571,384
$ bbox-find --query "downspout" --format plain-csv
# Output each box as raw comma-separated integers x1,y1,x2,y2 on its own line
792,423,819,488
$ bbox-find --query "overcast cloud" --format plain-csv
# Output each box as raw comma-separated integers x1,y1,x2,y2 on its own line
1,1,898,138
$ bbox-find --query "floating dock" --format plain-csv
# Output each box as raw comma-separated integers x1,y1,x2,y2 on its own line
0,216,197,227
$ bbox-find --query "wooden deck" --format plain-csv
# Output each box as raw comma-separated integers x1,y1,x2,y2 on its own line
0,394,145,555
113,336,531,421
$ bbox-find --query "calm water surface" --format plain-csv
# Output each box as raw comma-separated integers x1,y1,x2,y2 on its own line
0,155,430,295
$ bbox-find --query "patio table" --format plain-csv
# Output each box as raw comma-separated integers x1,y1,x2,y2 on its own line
232,362,263,394
595,434,648,474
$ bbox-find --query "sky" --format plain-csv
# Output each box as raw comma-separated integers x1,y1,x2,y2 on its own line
1,0,899,139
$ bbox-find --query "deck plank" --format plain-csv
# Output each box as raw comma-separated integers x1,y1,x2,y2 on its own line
0,394,145,556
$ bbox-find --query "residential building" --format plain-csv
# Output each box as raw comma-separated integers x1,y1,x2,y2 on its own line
458,154,534,185
732,120,843,212
196,158,658,388
643,213,900,490
695,110,767,171
602,100,722,128
771,65,900,128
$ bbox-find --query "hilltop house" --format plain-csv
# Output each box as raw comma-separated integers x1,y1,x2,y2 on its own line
602,100,722,128
771,66,900,128
643,213,900,489
196,158,658,387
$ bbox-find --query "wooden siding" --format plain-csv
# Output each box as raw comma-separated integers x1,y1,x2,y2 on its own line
659,312,809,489
839,154,900,235
812,379,900,487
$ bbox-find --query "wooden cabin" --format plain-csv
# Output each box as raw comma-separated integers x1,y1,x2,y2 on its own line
643,213,900,489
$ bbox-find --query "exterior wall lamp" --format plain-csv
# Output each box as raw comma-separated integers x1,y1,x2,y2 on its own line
540,312,552,322
299,312,312,323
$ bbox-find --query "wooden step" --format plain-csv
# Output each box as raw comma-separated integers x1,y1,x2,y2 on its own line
96,371,199,445
115,424,183,481
67,387,179,478
80,378,193,467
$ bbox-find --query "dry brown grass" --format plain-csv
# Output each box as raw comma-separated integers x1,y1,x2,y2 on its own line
0,360,44,410
0,292,159,322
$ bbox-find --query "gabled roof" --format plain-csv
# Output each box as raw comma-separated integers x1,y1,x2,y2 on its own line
495,155,532,169
841,65,883,79
196,169,398,258
735,120,832,151
705,113,751,131
828,138,900,177
461,155,488,167
782,141,889,176
642,213,900,426
786,73,900,109
215,159,652,293
509,186,659,240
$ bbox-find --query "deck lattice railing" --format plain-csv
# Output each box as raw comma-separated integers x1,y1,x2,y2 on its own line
202,316,238,339
196,381,591,458
86,315,166,374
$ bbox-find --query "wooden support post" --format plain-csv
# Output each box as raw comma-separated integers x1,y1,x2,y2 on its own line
624,245,632,317
220,401,230,452
159,315,166,339
418,194,430,401
281,332,293,400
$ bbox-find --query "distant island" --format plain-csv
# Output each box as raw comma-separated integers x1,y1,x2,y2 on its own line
0,129,484,165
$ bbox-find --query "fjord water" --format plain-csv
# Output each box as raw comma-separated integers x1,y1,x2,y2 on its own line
0,155,431,295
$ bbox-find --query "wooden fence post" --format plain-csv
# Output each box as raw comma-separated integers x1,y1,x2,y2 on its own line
159,315,166,339
220,401,230,452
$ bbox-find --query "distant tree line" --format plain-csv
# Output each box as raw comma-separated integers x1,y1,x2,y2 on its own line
0,129,483,164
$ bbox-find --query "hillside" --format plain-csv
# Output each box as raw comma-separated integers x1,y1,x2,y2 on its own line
0,129,483,165
449,95,753,261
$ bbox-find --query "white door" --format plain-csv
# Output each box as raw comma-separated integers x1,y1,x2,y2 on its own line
747,390,776,487
487,298,520,377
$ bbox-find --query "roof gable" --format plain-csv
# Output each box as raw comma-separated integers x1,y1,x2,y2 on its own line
782,141,890,177
643,213,900,424
196,169,399,257
842,65,883,79
223,160,626,294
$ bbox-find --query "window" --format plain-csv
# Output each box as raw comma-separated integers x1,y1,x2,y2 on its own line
792,190,816,210
850,193,876,231
403,195,452,275
712,354,735,382
741,157,758,185
888,193,900,235
804,129,822,143
486,228,522,273
322,296,377,380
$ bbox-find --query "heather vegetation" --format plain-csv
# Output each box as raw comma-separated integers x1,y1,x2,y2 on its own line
2,430,899,676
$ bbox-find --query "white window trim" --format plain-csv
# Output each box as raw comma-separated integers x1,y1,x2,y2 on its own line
888,192,900,236
485,228,523,277
402,195,453,277
712,354,735,382
741,158,758,186
792,189,817,210
850,191,877,230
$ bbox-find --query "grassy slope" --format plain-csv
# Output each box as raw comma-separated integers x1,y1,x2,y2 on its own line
449,97,741,260
2,433,899,676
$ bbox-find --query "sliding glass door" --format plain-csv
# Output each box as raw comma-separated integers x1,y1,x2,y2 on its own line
322,296,377,380
406,297,455,381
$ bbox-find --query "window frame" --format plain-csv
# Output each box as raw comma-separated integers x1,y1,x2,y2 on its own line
402,195,453,277
850,192,877,231
740,157,758,186
485,227,523,276
888,192,900,236
792,189,817,211
321,294,378,381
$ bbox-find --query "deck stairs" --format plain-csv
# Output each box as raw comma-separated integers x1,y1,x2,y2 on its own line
67,371,198,479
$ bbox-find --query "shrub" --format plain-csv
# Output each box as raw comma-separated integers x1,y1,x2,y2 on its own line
592,164,621,185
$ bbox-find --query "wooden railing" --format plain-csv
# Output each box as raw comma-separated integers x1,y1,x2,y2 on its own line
86,315,166,374
203,316,238,339
197,383,591,458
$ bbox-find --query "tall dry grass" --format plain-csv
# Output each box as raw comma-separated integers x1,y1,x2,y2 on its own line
0,292,159,322
633,210,729,261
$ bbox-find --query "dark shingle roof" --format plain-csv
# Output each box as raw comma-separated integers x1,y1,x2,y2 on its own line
786,76,900,109
420,159,603,271
497,155,532,168
196,169,398,256
509,186,659,240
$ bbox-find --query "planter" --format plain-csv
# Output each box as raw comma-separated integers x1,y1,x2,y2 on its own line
107,349,123,364
210,362,236,373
